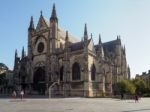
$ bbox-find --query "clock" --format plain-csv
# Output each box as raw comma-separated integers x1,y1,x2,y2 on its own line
37,42,44,53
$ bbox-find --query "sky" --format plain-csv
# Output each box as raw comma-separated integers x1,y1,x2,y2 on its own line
0,0,150,78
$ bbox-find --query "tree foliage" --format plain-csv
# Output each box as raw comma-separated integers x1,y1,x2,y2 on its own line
116,78,150,96
0,72,6,85
117,80,136,95
132,78,148,95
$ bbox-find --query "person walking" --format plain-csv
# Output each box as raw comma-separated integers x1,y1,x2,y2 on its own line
135,94,139,103
20,90,24,100
121,93,124,100
12,90,16,100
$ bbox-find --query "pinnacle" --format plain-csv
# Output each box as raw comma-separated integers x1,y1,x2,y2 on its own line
65,30,69,41
84,23,88,36
99,34,102,44
22,47,26,58
50,3,58,21
15,49,18,57
29,16,34,30
84,23,88,41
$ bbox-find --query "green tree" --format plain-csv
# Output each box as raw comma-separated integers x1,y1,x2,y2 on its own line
117,80,136,95
0,72,6,85
132,78,148,95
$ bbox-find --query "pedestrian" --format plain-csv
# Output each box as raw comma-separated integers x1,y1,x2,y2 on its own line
12,90,16,100
20,90,24,100
121,93,124,100
135,94,139,103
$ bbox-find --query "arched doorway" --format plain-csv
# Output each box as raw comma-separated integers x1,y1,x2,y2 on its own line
33,67,45,94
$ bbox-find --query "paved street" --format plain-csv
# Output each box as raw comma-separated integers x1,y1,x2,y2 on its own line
0,98,150,112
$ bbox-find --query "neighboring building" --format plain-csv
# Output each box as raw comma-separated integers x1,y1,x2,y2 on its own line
13,4,130,97
0,63,8,74
136,71,150,87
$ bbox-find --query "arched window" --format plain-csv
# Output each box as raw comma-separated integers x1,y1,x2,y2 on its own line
72,62,80,80
60,66,63,81
91,64,96,81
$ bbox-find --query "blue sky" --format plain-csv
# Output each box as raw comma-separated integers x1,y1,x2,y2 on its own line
0,0,150,78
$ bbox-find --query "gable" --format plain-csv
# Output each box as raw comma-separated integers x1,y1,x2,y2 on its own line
36,16,48,30
88,38,96,54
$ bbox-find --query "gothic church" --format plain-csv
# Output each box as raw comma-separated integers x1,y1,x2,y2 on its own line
13,4,130,97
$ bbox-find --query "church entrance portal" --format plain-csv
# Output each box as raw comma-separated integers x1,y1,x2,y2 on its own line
33,67,46,94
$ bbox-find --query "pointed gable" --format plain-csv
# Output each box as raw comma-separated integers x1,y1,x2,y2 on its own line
36,12,48,30
88,38,96,54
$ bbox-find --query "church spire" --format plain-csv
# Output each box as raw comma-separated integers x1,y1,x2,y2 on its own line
40,10,43,16
97,34,104,59
65,30,69,41
14,49,19,70
65,31,69,49
124,45,126,55
84,23,88,41
15,49,18,58
50,3,58,22
28,16,35,31
116,35,121,45
99,34,102,45
22,47,26,59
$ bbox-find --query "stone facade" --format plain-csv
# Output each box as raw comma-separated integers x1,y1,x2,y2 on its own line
13,4,130,97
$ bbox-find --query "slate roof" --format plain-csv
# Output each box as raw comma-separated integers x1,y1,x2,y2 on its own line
94,39,118,53
102,40,118,52
55,41,84,54
58,28,79,43
69,41,84,51
69,39,91,52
